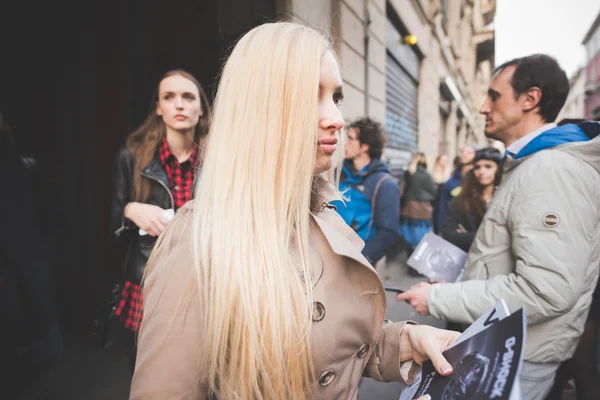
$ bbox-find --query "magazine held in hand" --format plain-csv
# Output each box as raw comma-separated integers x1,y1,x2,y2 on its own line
399,300,526,400
406,233,468,282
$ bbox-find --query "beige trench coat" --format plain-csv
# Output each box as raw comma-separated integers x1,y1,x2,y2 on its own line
130,180,415,399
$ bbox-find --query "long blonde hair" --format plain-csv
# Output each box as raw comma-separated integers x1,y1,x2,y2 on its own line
193,22,338,399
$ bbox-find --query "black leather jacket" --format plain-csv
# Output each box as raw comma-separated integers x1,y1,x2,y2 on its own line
440,199,481,252
110,146,174,284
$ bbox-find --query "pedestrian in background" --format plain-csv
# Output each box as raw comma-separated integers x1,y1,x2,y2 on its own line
435,145,476,232
0,112,62,399
109,69,210,364
400,152,436,274
431,154,451,186
441,147,502,252
398,54,600,400
334,117,401,267
546,119,600,400
432,154,458,234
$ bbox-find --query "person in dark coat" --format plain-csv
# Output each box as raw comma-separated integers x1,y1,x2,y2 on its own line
0,112,61,399
110,70,210,366
400,153,436,254
333,117,401,266
441,147,502,252
435,145,476,232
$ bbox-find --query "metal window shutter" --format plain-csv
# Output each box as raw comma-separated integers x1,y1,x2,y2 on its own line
385,54,418,155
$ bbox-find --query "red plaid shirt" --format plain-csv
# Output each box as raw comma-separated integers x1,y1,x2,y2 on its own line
158,138,198,210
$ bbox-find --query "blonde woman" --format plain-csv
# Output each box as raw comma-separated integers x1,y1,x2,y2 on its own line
131,22,458,399
431,154,450,185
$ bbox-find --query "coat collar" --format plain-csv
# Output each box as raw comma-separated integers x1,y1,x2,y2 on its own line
311,176,375,272
502,155,526,175
141,154,201,193
311,210,373,270
503,137,600,176
141,157,169,188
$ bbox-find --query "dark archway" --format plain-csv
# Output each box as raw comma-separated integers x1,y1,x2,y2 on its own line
0,0,276,336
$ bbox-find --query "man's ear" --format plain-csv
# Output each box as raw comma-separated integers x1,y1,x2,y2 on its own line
520,87,542,113
361,143,370,154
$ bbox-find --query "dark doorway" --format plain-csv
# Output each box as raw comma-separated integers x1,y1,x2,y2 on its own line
1,0,275,397
0,0,276,333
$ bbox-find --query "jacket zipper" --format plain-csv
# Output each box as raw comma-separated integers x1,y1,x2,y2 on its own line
114,170,175,237
141,171,175,209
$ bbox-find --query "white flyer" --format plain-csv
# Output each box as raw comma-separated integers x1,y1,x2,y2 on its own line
139,208,174,236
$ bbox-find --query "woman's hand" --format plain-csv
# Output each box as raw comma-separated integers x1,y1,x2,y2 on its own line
125,202,170,237
402,324,460,376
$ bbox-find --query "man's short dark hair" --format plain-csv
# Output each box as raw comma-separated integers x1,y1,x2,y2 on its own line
494,54,568,123
348,117,386,159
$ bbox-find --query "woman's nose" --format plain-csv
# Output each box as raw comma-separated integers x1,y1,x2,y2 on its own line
321,109,344,132
175,96,184,109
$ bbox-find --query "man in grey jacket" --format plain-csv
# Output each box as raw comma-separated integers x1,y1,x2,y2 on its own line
398,54,600,400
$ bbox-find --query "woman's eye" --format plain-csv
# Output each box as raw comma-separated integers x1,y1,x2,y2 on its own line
164,94,173,100
333,93,344,105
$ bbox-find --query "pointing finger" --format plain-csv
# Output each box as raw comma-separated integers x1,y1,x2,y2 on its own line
396,291,412,301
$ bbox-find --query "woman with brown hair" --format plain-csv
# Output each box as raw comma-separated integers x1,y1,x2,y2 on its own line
109,69,210,337
441,147,502,252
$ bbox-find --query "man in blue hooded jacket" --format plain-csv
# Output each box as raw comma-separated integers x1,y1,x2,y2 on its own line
332,118,401,266
398,54,600,400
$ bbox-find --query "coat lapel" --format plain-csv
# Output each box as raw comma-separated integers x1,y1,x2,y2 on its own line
311,210,372,270
309,176,377,272
142,157,170,188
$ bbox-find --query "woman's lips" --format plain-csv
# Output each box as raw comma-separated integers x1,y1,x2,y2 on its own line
318,138,338,154
175,114,187,121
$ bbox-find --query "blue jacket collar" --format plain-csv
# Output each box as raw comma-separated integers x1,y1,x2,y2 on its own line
514,124,594,160
341,159,389,183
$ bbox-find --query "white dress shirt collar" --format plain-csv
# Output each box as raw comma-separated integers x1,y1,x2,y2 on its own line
505,123,556,156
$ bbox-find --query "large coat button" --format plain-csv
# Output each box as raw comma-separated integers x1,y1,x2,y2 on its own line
312,302,325,322
357,344,370,359
319,369,336,386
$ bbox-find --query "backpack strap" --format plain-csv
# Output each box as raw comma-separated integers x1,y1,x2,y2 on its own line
365,174,395,239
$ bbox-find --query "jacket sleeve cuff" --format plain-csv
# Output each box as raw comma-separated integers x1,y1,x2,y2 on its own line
363,320,418,383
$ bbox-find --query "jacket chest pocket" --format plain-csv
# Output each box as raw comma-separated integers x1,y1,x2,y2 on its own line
467,261,490,280
482,262,490,280
481,257,512,278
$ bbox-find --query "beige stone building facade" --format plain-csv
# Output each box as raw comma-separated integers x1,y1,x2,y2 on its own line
280,0,496,172
557,67,586,122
